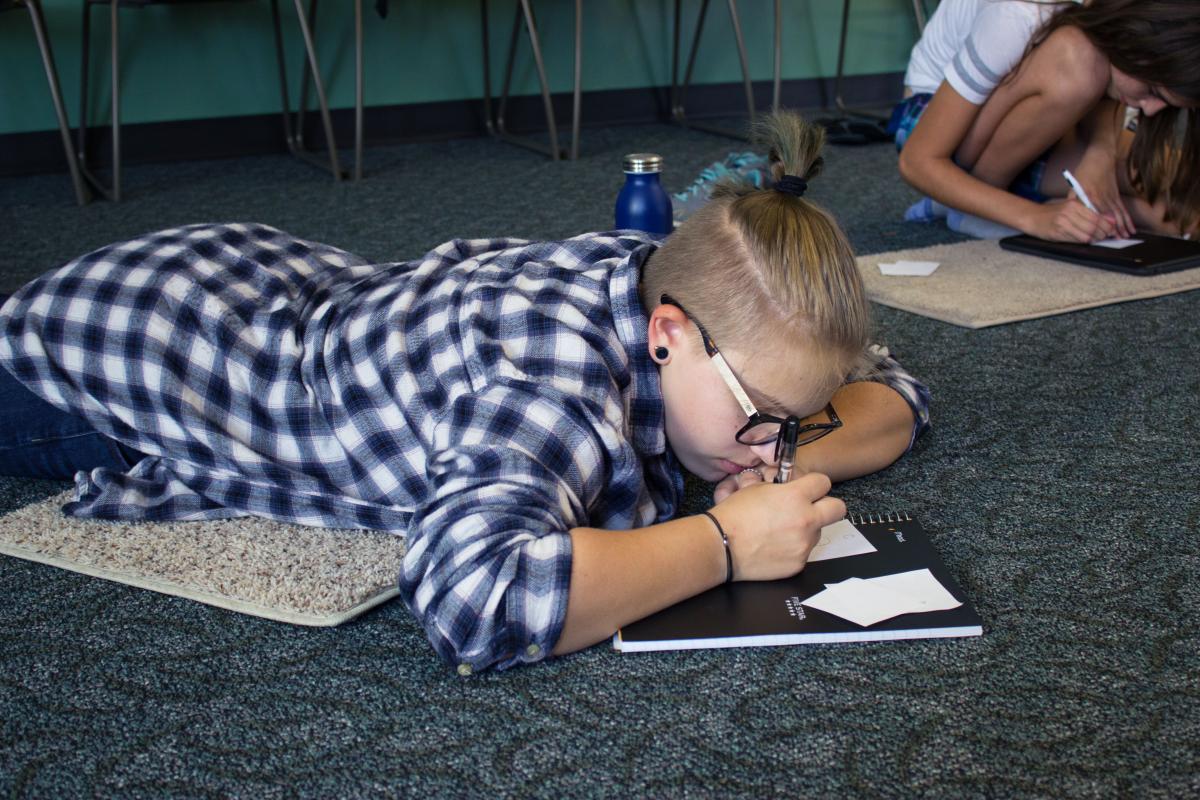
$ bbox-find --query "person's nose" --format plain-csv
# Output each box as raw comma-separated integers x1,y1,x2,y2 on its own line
1141,97,1167,117
749,440,777,466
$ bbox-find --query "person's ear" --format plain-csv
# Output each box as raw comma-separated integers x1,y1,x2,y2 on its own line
647,303,689,363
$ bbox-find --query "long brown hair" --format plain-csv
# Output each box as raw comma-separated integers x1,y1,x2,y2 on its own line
1030,0,1200,231
640,111,871,390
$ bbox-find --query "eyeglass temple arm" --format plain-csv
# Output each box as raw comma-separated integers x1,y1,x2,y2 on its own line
709,350,758,418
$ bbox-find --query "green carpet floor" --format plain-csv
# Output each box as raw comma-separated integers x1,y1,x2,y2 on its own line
0,122,1196,798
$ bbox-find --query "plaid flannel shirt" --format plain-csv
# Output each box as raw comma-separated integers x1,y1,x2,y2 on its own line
0,223,930,671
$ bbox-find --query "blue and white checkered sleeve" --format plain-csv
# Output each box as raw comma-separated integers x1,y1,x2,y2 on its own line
399,384,612,673
419,237,532,268
851,345,931,450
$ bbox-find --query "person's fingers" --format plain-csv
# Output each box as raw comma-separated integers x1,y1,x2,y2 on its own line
1060,200,1095,242
1062,204,1107,243
789,471,833,503
714,466,772,503
1057,210,1093,243
736,467,766,488
1116,201,1136,238
1098,194,1130,237
1100,181,1135,237
812,495,847,527
1102,210,1126,239
712,475,738,504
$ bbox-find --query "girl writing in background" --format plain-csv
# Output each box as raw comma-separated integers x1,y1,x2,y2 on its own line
892,0,1199,242
0,113,928,673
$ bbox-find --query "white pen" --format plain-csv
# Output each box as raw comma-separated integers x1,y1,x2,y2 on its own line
1062,170,1099,214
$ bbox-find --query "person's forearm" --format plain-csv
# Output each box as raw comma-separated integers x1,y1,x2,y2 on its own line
554,516,726,655
792,381,915,483
1078,98,1121,158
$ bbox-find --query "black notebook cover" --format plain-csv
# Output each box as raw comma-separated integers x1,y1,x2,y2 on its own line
999,232,1200,275
615,513,982,652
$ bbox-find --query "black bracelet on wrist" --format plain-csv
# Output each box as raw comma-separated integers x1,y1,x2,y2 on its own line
701,510,733,584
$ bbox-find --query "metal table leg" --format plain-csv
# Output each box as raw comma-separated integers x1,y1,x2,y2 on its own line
291,0,363,180
671,0,779,141
353,0,362,180
832,0,888,119
271,0,345,180
73,0,362,200
21,0,88,204
911,0,928,33
76,0,122,201
569,0,580,161
772,0,781,112
833,0,928,121
291,0,364,180
481,0,582,161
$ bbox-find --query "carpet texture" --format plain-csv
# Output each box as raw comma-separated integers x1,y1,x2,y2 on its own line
1,122,1196,799
858,239,1200,328
0,491,402,626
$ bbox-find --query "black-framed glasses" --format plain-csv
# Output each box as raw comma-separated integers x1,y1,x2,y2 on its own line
660,294,843,448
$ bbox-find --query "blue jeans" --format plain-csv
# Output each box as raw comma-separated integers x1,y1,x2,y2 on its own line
0,333,143,481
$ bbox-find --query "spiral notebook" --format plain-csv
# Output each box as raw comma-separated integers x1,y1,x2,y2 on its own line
614,512,982,653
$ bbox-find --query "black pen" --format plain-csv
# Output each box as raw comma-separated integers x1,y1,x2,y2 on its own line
773,416,801,484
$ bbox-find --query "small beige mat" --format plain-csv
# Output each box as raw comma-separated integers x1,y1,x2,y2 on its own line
0,491,406,626
858,239,1200,328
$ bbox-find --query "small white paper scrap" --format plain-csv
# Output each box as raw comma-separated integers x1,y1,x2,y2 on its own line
878,260,940,277
801,568,962,627
808,518,877,563
1093,238,1143,250
802,578,902,627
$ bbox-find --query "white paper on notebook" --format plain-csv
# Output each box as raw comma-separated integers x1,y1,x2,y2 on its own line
801,568,963,627
1092,238,1143,250
802,578,902,627
878,260,940,277
807,518,877,563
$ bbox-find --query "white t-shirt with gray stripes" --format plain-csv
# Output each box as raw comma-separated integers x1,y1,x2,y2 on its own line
903,0,1078,104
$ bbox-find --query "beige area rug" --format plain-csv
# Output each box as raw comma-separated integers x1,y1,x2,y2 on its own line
857,239,1200,328
0,491,405,626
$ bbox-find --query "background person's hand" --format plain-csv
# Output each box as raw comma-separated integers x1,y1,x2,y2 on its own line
1072,156,1135,238
1030,198,1114,243
708,472,845,582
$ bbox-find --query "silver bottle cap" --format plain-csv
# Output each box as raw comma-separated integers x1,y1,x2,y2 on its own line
622,153,663,174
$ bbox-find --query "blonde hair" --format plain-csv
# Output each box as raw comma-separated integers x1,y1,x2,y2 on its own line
640,111,871,381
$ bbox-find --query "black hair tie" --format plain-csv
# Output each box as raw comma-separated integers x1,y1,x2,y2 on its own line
774,174,808,198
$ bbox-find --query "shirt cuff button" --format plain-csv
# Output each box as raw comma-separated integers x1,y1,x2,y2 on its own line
456,663,473,677
526,643,541,657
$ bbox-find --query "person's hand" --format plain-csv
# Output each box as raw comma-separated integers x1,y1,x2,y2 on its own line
712,464,777,503
1072,154,1135,238
1028,198,1115,243
707,472,845,582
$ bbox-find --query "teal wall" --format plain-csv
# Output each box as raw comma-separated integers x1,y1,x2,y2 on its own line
0,0,920,136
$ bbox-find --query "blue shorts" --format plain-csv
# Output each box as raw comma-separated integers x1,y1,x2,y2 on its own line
887,93,1049,203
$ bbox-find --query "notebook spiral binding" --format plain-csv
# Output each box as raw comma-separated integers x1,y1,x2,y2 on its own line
848,510,912,526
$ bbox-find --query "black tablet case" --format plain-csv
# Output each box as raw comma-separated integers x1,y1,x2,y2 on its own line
999,233,1200,275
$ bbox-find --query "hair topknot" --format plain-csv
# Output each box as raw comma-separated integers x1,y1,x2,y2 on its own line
709,111,827,200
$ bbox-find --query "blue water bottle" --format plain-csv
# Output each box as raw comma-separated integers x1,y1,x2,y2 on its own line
615,153,673,234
